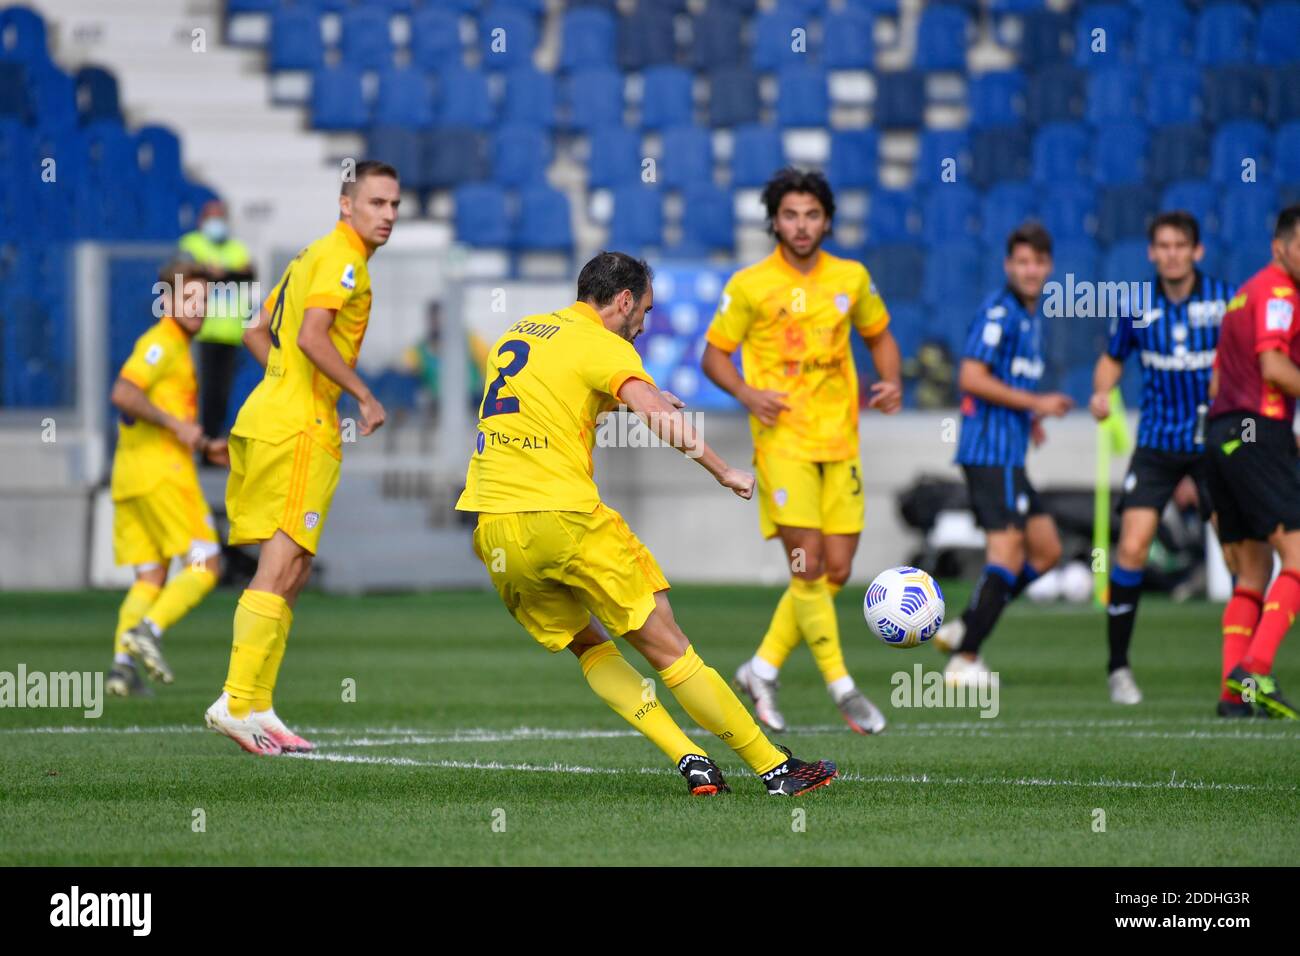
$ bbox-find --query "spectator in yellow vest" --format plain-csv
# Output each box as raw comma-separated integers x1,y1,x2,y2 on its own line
179,200,256,447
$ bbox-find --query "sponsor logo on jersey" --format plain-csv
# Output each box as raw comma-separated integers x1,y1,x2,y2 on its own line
982,322,1003,347
144,344,164,365
1010,356,1044,379
1139,349,1216,371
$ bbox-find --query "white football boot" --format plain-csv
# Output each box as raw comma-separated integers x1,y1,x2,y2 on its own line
251,708,315,752
834,688,887,734
733,660,787,732
1107,667,1143,705
932,617,967,654
943,653,999,689
204,693,281,756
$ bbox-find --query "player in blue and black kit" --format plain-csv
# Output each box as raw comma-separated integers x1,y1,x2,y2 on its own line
934,223,1074,687
1089,211,1233,705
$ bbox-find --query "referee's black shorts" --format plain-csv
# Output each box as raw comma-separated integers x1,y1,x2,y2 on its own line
1205,413,1300,544
1119,446,1213,520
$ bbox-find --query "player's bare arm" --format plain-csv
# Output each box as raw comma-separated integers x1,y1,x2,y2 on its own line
298,306,387,435
1260,348,1300,398
110,376,225,464
619,377,754,499
959,358,1073,417
863,327,903,413
243,305,273,369
700,341,789,426
1089,353,1123,419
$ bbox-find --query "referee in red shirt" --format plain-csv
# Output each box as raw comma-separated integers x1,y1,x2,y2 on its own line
1206,204,1300,719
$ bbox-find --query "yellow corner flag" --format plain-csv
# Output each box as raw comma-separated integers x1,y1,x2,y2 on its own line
1094,386,1132,606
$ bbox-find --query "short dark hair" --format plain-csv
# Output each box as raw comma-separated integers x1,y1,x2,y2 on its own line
1006,221,1053,257
761,167,836,234
341,160,399,197
1149,210,1200,245
576,251,653,307
1274,204,1300,239
157,259,208,287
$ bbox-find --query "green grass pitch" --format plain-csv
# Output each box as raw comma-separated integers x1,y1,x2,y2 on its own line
2,585,1297,866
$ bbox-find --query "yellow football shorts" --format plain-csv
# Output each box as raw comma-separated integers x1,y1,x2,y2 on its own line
113,476,217,567
226,433,340,555
472,503,670,652
755,452,865,540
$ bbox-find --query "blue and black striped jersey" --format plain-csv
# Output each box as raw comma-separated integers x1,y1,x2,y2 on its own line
955,286,1046,467
1106,271,1232,453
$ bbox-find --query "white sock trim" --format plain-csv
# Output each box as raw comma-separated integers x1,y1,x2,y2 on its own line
750,656,779,682
828,675,856,699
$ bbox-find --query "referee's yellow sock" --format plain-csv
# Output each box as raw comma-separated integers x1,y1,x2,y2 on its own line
223,590,286,719
114,580,160,656
144,566,217,634
251,602,293,713
659,645,786,775
579,642,705,764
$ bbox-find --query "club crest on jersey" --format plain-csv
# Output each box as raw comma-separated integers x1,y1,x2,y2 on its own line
144,344,164,365
982,322,1002,347
304,511,320,530
341,264,356,290
1266,298,1293,332
834,293,850,314
774,488,788,507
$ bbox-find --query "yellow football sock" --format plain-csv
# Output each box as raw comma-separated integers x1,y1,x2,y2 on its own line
792,575,849,684
251,602,293,712
659,645,786,774
579,642,705,764
143,566,217,633
114,580,160,655
223,590,286,719
755,587,801,669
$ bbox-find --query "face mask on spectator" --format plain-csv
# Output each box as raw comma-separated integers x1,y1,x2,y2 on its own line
202,217,229,243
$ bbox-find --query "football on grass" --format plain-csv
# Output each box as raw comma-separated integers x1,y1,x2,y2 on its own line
864,566,945,648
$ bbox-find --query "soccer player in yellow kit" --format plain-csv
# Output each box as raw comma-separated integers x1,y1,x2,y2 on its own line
106,262,229,697
204,161,398,755
702,169,903,735
456,251,838,796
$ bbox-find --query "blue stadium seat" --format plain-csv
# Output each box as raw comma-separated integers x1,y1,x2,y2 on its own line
640,65,694,130
493,124,550,186
823,8,873,69
560,7,616,71
1195,2,1255,67
479,8,538,71
971,126,1031,188
269,7,323,71
426,128,488,187
1218,181,1278,245
1053,237,1100,288
27,62,77,131
1223,244,1271,285
502,66,556,127
980,183,1036,249
135,125,182,188
82,120,141,237
658,125,713,189
1037,182,1097,239
455,183,510,247
753,4,807,72
1203,65,1268,123
915,5,968,72
1096,183,1155,244
885,301,923,359
488,0,545,12
1025,64,1085,125
916,129,971,188
0,62,28,120
1086,65,1142,123
922,241,982,311
1210,119,1272,185
610,186,664,250
1257,2,1300,65
872,70,924,128
1101,238,1151,284
1092,120,1147,185
436,66,493,128
1136,0,1193,67
0,5,49,64
367,126,425,191
618,5,676,71
731,124,784,187
708,67,759,127
969,70,1026,129
515,185,573,250
921,184,980,243
1073,3,1134,68
73,66,121,125
565,67,624,130
1161,179,1219,232
776,64,828,127
863,244,925,301
1148,124,1209,185
311,65,367,130
0,120,35,239
374,67,434,128
1276,121,1300,187
680,182,735,250
1268,65,1300,123
587,126,642,188
339,7,394,70
1032,122,1090,183
827,129,878,188
1016,10,1072,71
867,188,918,242
690,4,746,69
410,8,463,71
1145,63,1201,125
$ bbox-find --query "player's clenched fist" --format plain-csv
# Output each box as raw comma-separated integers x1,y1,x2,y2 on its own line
358,393,387,435
1033,392,1074,418
1087,390,1110,421
720,467,755,500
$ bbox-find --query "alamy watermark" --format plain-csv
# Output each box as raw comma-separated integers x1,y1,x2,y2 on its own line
890,663,999,718
0,665,103,718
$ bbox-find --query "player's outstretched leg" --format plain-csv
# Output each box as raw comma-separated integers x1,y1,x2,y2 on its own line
627,594,837,796
570,619,727,795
